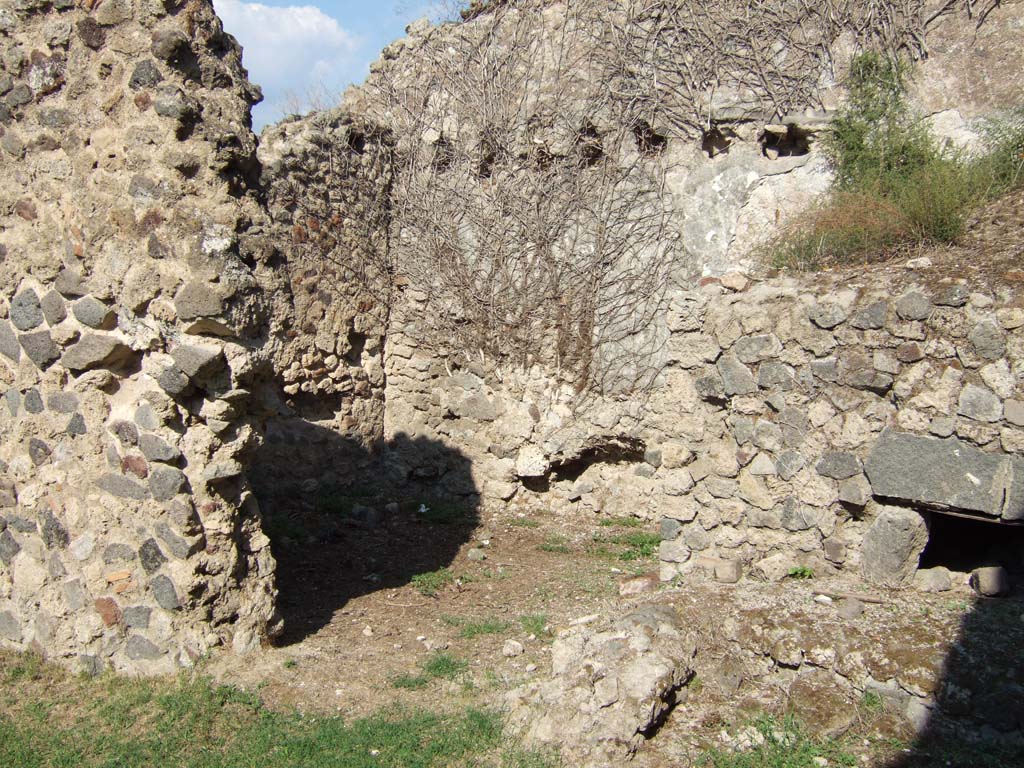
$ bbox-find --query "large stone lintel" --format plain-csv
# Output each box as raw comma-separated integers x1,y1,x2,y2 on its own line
865,431,1024,521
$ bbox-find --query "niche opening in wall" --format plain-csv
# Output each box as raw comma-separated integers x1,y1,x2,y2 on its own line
919,511,1024,576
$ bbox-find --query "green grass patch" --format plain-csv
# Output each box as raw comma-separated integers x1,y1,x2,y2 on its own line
518,614,549,637
421,652,468,680
698,714,856,768
0,651,542,768
785,566,814,580
411,567,455,596
597,516,645,528
588,530,660,562
611,531,661,561
508,517,541,528
538,534,570,554
417,502,473,525
442,615,511,639
859,689,884,713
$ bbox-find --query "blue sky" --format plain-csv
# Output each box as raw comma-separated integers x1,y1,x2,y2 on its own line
214,0,449,130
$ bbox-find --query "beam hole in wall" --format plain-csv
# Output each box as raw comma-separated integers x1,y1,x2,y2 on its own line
633,120,668,156
478,137,498,178
919,512,1024,576
576,121,604,167
347,130,366,155
701,126,735,158
760,123,810,160
431,134,454,172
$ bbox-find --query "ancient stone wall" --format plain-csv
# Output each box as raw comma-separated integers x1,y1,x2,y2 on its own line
0,0,280,672
1,0,1022,676
378,265,1023,586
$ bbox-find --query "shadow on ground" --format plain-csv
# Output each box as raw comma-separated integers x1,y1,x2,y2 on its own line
249,418,479,645
885,537,1024,768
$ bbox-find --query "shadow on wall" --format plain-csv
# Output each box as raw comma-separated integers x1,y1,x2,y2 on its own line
884,573,1024,766
249,421,479,645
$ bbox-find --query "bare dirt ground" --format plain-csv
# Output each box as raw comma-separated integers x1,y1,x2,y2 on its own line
207,498,1022,767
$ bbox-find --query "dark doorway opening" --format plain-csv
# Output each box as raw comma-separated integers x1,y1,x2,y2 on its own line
919,512,1024,575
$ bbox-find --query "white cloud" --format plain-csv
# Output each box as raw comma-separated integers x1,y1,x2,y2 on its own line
214,0,360,126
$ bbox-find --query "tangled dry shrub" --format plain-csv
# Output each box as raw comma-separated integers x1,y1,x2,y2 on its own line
292,0,1003,388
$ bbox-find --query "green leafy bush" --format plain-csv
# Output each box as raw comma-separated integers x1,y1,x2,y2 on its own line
768,52,1024,270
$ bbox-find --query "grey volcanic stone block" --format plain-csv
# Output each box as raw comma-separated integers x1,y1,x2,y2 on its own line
170,344,224,380
174,281,222,320
0,529,20,565
1007,400,1024,427
61,334,133,371
23,389,43,413
66,413,87,436
54,268,86,297
733,334,780,363
40,510,69,550
149,465,186,501
935,284,968,307
123,606,151,629
957,384,1002,423
19,330,59,369
808,303,847,330
138,538,166,573
139,434,181,463
861,505,929,586
129,59,164,90
4,388,20,417
95,473,150,501
895,291,932,321
0,611,21,641
850,300,888,330
969,321,1006,360
155,522,198,558
150,574,179,610
40,290,66,325
72,297,116,330
103,543,136,563
865,431,1024,521
758,361,795,390
815,452,862,479
47,391,78,413
125,635,163,660
716,355,757,396
0,320,21,362
10,288,43,330
156,364,190,396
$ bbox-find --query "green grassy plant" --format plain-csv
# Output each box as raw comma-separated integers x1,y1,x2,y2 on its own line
411,567,455,596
